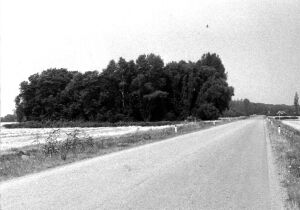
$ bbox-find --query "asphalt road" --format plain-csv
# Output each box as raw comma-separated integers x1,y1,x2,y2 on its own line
0,118,283,209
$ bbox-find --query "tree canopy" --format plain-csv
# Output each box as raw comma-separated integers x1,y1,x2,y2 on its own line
15,53,234,122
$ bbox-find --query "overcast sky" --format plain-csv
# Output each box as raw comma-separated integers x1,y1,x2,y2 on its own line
1,0,300,116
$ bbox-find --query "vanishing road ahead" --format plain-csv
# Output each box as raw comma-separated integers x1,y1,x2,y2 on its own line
0,118,284,209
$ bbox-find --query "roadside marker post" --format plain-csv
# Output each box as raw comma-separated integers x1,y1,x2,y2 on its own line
278,125,281,135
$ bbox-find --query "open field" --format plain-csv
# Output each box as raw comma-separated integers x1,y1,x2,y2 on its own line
0,124,181,151
0,118,242,152
282,120,300,131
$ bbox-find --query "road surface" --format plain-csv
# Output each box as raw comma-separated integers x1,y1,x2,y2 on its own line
0,118,283,209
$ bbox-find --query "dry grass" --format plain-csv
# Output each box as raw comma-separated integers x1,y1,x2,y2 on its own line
266,119,300,209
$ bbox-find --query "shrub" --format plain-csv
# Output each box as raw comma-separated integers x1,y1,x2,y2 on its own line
42,129,60,157
196,103,220,120
164,112,176,121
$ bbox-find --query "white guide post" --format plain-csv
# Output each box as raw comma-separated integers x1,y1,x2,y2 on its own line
174,125,178,133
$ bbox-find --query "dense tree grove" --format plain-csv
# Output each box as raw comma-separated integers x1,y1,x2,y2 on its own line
15,53,234,122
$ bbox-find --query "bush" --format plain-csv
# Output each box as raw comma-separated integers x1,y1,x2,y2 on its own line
196,103,220,120
41,128,95,160
42,129,61,157
164,112,176,121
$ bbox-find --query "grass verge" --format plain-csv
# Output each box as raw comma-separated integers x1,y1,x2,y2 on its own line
266,118,300,209
0,120,235,182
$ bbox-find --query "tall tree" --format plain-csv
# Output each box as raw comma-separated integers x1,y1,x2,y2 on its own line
243,99,251,116
15,69,76,121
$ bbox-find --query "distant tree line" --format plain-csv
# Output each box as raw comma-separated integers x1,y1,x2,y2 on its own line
0,113,17,122
15,53,234,122
222,99,295,117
